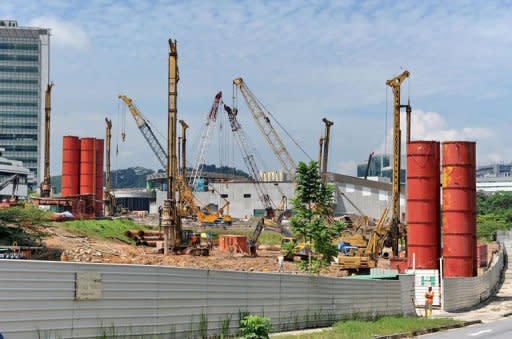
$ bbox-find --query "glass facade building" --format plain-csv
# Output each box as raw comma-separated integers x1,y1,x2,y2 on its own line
356,153,406,184
0,20,49,184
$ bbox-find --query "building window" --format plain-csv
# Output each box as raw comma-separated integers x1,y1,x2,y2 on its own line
243,193,251,198
221,194,228,198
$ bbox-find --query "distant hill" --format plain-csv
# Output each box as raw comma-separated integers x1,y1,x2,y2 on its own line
50,164,249,194
199,164,250,178
51,167,155,194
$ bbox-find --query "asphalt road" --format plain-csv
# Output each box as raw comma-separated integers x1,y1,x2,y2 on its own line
421,317,512,338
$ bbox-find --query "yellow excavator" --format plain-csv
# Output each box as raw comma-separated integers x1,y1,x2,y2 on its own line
336,207,390,273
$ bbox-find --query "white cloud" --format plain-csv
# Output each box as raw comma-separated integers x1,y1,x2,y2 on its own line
376,109,503,165
29,16,89,49
1,2,509,174
338,160,357,176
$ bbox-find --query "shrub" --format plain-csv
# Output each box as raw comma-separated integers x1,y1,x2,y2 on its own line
239,315,272,339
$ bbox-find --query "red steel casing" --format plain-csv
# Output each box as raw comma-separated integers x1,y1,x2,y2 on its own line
442,141,477,277
95,139,104,217
61,136,80,196
80,138,97,196
407,141,440,269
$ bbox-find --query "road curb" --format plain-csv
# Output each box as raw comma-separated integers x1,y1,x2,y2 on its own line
373,320,482,339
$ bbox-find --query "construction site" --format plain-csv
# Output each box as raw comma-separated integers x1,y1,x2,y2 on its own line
0,7,511,339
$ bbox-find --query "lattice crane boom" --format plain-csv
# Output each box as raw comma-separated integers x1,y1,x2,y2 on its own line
189,91,222,187
118,95,168,170
233,78,296,179
224,104,274,211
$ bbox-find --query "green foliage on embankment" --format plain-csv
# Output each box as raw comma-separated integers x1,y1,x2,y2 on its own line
477,191,512,241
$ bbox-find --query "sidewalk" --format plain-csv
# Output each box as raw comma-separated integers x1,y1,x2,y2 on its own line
429,240,512,323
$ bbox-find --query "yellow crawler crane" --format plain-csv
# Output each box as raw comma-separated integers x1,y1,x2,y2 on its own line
118,94,232,225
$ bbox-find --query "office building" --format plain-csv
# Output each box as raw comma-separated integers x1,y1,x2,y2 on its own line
0,20,50,184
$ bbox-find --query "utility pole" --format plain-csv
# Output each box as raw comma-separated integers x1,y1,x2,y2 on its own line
386,70,410,257
40,82,54,198
104,117,115,216
162,38,181,254
321,118,333,182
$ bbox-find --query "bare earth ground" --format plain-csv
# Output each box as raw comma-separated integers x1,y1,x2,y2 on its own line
41,223,348,277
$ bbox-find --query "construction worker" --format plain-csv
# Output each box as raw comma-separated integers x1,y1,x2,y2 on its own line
424,286,434,317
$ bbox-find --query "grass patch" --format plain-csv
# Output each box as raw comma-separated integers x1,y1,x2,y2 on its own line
58,219,149,244
278,316,462,339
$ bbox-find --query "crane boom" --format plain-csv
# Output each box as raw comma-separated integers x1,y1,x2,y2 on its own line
118,95,168,170
233,78,296,179
118,94,229,225
189,91,222,187
224,104,274,212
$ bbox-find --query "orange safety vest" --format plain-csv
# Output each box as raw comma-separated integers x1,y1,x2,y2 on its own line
425,291,434,305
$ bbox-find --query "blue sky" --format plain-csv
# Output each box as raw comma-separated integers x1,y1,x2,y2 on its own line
3,1,512,175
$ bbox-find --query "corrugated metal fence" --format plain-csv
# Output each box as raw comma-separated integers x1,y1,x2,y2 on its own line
0,260,415,338
443,246,505,312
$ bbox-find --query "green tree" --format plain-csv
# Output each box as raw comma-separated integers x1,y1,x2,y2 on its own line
290,161,344,272
476,191,512,241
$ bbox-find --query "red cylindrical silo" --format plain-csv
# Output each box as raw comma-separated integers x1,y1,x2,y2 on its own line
442,141,477,277
407,141,440,269
95,139,104,216
80,138,96,196
61,136,80,197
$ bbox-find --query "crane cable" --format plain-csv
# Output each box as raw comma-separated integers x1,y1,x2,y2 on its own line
246,86,313,161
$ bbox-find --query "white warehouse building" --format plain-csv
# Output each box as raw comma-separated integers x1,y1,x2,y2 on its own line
154,172,405,220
